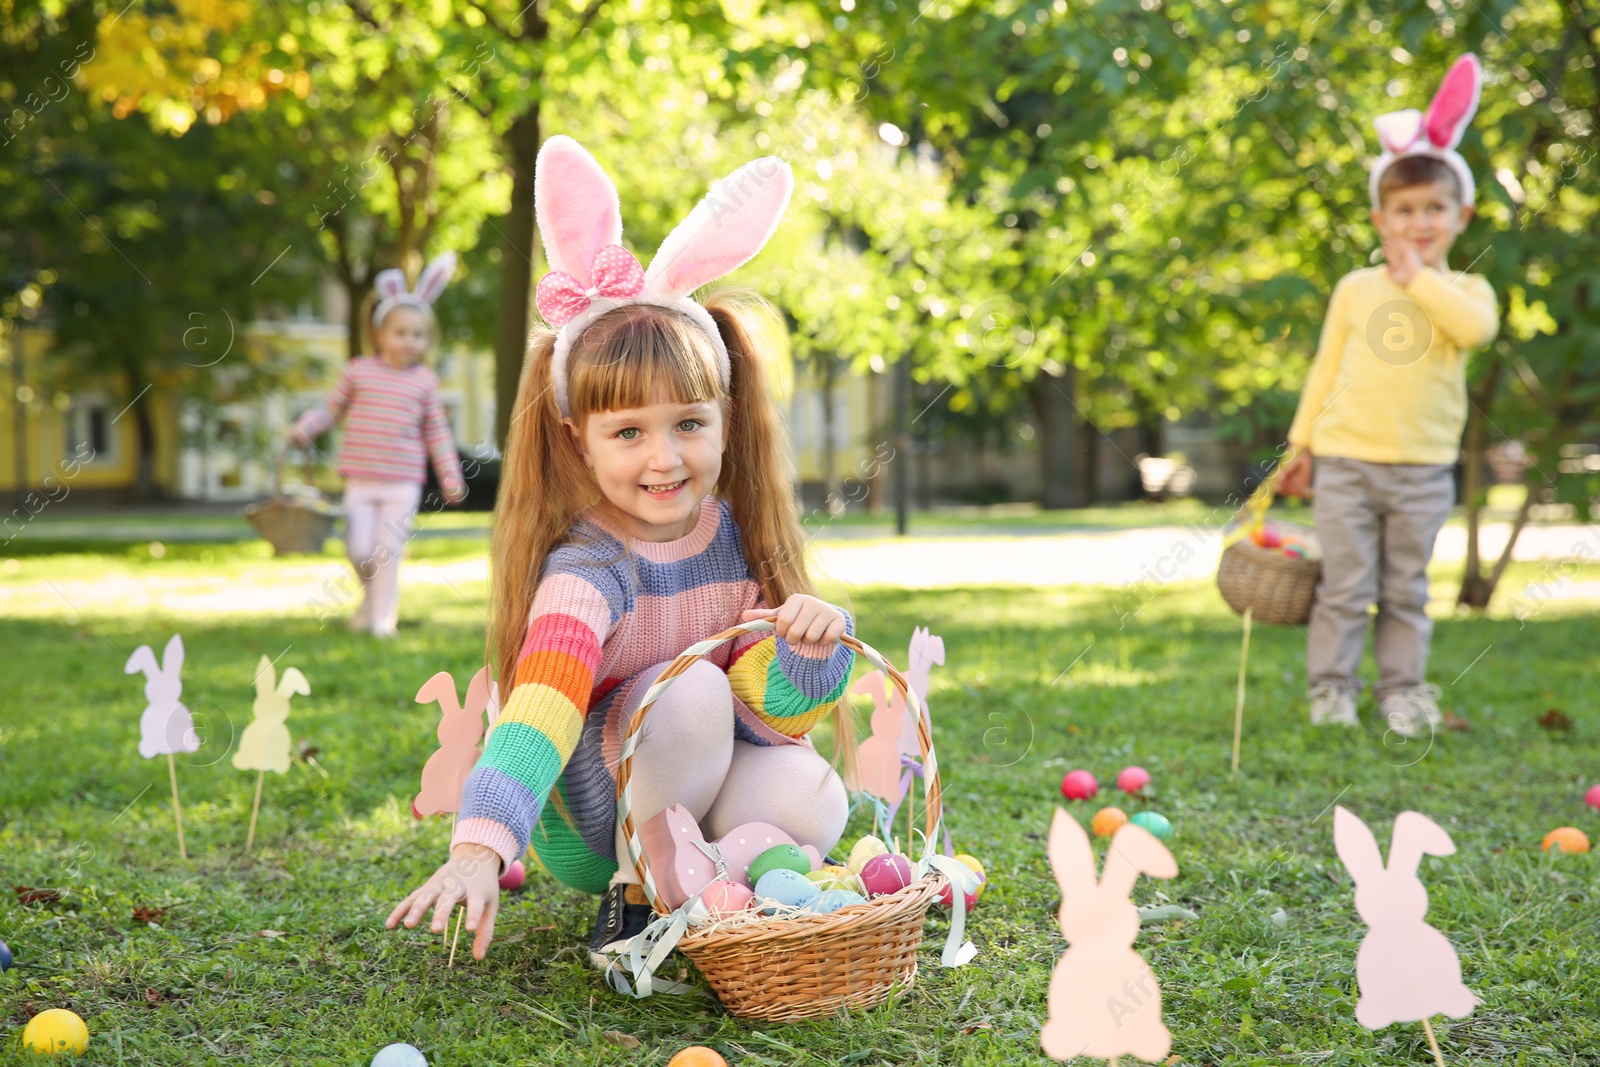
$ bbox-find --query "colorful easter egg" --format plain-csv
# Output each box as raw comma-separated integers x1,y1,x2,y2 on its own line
0,938,12,972
700,879,755,916
1542,827,1591,854
371,1044,429,1067
753,868,819,913
1092,806,1129,837
935,853,987,909
498,860,526,891
846,835,888,873
1586,784,1600,811
747,844,812,885
22,1010,89,1056
1060,770,1098,800
809,888,868,914
667,1048,729,1067
1115,766,1151,795
1129,811,1173,840
860,853,915,898
806,867,865,894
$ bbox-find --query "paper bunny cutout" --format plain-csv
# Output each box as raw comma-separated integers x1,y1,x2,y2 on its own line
845,627,944,802
413,665,495,817
1333,806,1478,1029
1368,54,1482,206
233,655,308,775
1041,808,1178,1064
899,626,944,760
534,134,794,416
371,250,457,328
126,634,201,759
638,803,822,911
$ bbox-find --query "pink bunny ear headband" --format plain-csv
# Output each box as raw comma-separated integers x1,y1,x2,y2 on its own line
533,134,795,418
372,251,458,328
1368,53,1482,208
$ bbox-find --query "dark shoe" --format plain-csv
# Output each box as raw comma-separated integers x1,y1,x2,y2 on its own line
588,882,656,971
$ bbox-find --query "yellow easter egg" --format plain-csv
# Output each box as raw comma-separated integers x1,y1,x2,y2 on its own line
1092,807,1128,838
954,854,988,899
22,1009,90,1056
847,835,888,874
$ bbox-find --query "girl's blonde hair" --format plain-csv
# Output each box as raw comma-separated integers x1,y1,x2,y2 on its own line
486,288,857,787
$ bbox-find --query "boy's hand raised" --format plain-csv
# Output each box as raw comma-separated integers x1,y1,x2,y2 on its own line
1382,238,1424,287
386,842,504,960
1279,451,1314,499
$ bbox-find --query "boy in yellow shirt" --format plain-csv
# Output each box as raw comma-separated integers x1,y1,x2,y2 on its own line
1279,55,1498,738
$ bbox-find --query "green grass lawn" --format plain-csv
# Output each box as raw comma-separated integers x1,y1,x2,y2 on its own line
1,541,1597,1065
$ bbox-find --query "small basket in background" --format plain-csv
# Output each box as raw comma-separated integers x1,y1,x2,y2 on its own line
1215,472,1321,627
243,447,339,556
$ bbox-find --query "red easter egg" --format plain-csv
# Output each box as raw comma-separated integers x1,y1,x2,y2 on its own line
860,853,914,898
1060,770,1098,801
1586,784,1600,811
1116,766,1151,795
498,860,526,891
1259,529,1283,548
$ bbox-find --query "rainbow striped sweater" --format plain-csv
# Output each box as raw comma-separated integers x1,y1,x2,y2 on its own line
293,356,465,493
452,496,855,872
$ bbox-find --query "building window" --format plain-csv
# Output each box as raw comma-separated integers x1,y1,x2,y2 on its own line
63,397,116,465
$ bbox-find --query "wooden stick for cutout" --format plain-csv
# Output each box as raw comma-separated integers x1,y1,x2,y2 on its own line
1422,1017,1445,1067
448,908,463,968
167,753,188,860
245,771,265,852
1231,607,1253,774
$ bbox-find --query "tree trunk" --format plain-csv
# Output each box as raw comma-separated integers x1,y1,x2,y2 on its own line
1079,415,1100,505
820,353,837,506
130,379,159,503
494,107,542,452
1457,356,1502,608
1032,365,1079,508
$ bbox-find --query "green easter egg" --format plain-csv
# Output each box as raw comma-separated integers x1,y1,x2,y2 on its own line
747,844,811,885
1129,811,1173,840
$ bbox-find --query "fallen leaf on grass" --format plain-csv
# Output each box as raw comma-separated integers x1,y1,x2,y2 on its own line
962,1023,993,1035
131,906,167,926
143,988,164,1005
257,929,286,939
295,740,320,761
14,885,62,906
1538,708,1573,732
1444,710,1470,732
601,1030,641,1049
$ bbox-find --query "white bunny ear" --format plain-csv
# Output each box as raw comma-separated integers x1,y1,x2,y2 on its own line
535,135,624,288
644,155,794,298
1373,108,1424,154
1424,54,1482,151
161,634,185,677
125,644,158,678
1386,811,1456,876
374,268,409,302
276,667,310,699
1098,823,1178,901
413,251,457,304
1048,807,1098,905
1334,805,1386,884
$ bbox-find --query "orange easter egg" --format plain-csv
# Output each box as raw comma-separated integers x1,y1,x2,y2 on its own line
668,1048,728,1067
1092,807,1128,837
1542,827,1590,853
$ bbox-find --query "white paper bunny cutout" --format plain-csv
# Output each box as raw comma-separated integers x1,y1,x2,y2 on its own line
1368,54,1482,206
233,655,308,776
371,250,457,328
1333,806,1478,1029
533,134,794,416
1041,808,1178,1064
126,634,201,758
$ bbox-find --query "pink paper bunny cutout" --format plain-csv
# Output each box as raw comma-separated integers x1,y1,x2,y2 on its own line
1041,808,1178,1063
638,804,821,911
1334,806,1477,1029
847,670,908,803
534,134,793,416
126,634,201,759
413,665,495,817
898,626,944,760
1369,54,1482,206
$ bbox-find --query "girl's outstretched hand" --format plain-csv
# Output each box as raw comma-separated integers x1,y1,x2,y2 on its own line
385,842,503,960
741,593,848,652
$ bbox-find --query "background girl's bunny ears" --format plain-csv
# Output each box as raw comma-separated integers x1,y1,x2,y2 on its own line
372,250,458,328
1368,54,1481,207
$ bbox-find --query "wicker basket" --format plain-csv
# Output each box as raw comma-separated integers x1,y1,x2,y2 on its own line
1215,470,1321,626
616,621,950,1022
243,449,338,556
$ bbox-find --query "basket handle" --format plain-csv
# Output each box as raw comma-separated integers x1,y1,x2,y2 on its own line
616,619,944,916
272,445,318,499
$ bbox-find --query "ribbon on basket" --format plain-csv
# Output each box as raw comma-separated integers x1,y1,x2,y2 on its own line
1221,464,1282,550
911,826,982,967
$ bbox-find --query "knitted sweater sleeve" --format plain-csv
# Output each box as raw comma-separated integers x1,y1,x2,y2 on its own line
293,361,355,440
726,592,856,739
451,561,619,871
421,376,466,496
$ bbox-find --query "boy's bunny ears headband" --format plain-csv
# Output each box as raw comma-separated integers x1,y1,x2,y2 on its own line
1368,53,1482,208
372,251,458,328
533,134,794,418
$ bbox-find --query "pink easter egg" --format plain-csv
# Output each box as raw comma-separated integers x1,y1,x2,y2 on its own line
1259,529,1283,548
1586,784,1600,811
1115,766,1151,795
860,853,914,899
701,879,755,916
498,860,526,891
1060,770,1098,801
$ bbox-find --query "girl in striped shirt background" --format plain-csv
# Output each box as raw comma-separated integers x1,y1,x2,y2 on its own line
291,253,468,638
387,136,859,970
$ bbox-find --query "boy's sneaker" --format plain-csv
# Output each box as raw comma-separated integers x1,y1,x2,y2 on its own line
588,882,656,971
1309,684,1359,726
1380,683,1443,739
